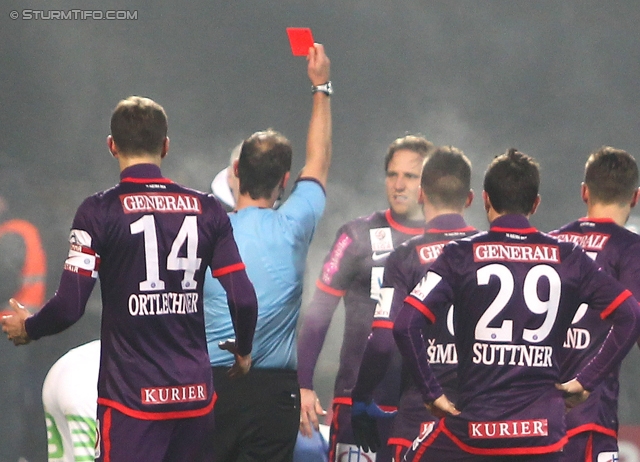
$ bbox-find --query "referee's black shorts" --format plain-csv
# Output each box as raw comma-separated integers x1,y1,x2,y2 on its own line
210,366,300,462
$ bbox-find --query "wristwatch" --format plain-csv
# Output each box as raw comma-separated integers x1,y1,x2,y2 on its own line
311,81,333,96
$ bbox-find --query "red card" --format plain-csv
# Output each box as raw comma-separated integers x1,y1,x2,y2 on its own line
286,27,314,56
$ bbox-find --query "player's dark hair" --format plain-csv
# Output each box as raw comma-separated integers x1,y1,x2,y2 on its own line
584,146,638,205
384,135,434,172
421,146,472,209
484,148,540,215
238,129,292,200
110,96,168,155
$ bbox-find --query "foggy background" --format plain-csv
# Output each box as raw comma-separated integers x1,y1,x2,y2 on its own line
2,1,640,460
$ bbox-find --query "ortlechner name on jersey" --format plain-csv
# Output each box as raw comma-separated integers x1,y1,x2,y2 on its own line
120,193,202,214
128,292,198,316
473,243,559,263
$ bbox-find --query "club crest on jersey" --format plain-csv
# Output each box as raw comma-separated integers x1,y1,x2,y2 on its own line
370,227,393,252
120,193,201,214
334,443,376,462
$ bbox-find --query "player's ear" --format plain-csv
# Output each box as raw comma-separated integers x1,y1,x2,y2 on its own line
418,187,425,205
160,137,170,159
232,160,240,179
631,187,640,209
580,183,589,204
464,190,474,209
482,190,491,213
281,171,291,189
107,135,118,158
530,195,541,216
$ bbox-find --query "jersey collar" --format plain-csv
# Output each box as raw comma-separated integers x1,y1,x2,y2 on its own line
385,209,425,235
426,213,474,233
490,214,537,234
120,164,173,184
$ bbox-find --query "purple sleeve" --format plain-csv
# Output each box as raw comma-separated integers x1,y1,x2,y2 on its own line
297,288,341,389
576,292,640,390
217,269,258,357
352,253,407,402
393,301,443,403
351,326,395,402
25,271,95,340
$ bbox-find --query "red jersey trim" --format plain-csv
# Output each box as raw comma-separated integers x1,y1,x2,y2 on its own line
332,397,397,412
103,407,112,462
97,393,216,421
385,209,424,235
566,423,617,439
388,437,412,448
372,320,394,330
490,226,538,234
427,226,476,234
406,296,436,324
121,177,174,184
439,419,568,456
600,289,632,319
212,262,246,278
316,279,346,297
412,421,445,461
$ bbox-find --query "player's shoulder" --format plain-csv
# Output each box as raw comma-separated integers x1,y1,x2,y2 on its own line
335,209,387,235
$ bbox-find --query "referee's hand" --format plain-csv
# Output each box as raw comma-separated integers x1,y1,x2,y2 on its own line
219,339,252,378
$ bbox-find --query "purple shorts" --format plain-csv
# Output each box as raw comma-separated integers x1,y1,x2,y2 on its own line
403,420,562,462
96,404,211,462
559,430,618,462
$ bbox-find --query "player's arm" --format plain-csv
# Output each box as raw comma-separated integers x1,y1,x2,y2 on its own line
298,43,332,187
351,252,408,404
350,256,405,452
1,213,99,345
297,225,361,436
392,270,459,417
616,240,640,350
211,211,258,377
297,287,339,437
561,252,640,396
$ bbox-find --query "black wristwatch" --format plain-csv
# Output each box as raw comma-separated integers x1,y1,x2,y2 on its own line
311,81,333,96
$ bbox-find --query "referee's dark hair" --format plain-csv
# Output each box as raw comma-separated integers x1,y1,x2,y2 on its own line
238,129,293,200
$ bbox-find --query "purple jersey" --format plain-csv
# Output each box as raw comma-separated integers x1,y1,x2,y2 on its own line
351,214,476,449
394,214,640,456
25,164,257,420
551,218,640,438
298,209,424,406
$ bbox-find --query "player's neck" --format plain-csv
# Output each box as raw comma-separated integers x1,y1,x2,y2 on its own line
587,203,630,227
118,155,162,172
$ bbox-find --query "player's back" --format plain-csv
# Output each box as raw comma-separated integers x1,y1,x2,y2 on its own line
73,166,233,416
552,218,640,433
404,214,635,453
